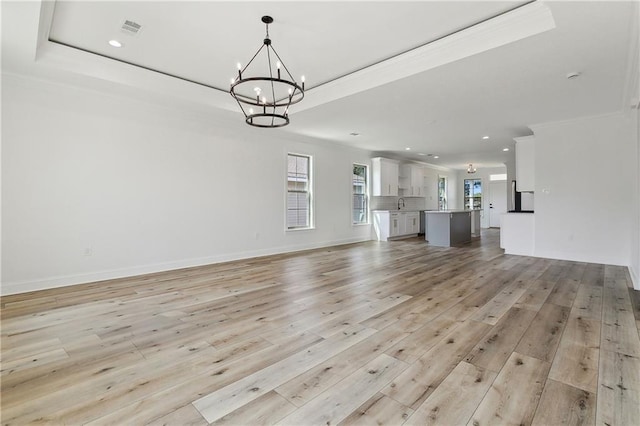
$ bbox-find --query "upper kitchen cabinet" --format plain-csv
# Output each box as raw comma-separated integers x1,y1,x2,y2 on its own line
399,164,425,197
372,157,399,196
515,135,535,192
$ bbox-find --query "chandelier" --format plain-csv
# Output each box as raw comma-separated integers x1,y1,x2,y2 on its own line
467,163,477,174
230,16,304,128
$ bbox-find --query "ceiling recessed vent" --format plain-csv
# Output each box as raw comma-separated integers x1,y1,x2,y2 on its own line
121,20,142,35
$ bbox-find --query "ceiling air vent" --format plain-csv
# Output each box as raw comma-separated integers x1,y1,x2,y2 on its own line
121,20,142,35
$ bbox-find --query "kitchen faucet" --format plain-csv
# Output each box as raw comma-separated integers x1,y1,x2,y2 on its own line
398,198,405,210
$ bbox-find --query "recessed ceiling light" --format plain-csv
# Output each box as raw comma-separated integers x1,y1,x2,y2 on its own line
108,40,122,48
349,132,360,137
405,147,411,151
417,153,426,156
433,155,439,159
482,136,490,140
503,148,509,151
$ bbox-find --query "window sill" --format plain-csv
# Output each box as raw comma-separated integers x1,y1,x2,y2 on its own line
286,227,316,233
352,222,370,227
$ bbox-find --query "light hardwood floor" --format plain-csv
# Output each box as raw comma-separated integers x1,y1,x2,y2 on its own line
2,230,639,425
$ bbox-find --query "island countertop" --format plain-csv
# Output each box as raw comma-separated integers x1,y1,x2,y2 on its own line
372,209,423,213
425,210,474,214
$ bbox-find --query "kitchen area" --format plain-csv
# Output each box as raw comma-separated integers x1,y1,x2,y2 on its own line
370,157,482,247
370,132,535,252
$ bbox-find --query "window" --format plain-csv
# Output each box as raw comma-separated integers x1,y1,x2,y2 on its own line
464,179,482,210
287,154,312,229
438,176,448,210
352,164,368,224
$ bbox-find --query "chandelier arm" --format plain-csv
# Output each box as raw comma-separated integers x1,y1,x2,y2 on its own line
283,96,292,117
242,44,267,74
265,46,277,125
231,90,262,105
233,96,248,118
269,45,298,82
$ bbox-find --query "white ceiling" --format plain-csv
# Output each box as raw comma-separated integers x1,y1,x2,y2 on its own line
2,1,637,169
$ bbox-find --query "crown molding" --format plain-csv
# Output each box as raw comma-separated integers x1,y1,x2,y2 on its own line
529,110,628,132
295,1,555,114
513,135,536,143
32,1,555,117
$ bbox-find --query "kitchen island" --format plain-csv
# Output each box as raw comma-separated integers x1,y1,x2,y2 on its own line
425,210,472,247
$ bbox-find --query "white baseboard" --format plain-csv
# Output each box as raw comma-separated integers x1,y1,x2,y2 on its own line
0,236,370,296
523,249,637,289
533,249,628,268
630,265,640,290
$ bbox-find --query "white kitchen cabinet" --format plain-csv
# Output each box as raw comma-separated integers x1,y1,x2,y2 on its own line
406,212,420,234
372,157,399,196
515,135,535,192
412,167,424,197
373,211,420,241
399,164,424,197
390,212,404,237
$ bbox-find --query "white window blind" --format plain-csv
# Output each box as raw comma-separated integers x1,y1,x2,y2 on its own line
352,164,368,224
287,154,311,229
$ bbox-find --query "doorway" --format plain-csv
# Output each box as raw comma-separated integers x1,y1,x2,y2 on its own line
489,181,507,227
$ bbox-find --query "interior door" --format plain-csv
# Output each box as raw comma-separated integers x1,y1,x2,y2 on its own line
489,181,507,227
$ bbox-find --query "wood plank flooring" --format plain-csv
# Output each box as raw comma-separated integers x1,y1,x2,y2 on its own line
2,229,640,425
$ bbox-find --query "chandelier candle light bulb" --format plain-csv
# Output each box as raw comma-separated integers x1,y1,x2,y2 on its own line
229,15,305,128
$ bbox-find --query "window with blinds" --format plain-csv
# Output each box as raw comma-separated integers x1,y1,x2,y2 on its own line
287,153,312,229
352,164,368,224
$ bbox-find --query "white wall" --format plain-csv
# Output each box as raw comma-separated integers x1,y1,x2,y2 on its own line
531,112,635,269
629,1,640,290
504,156,516,215
421,165,440,211
413,163,459,211
1,74,373,295
631,106,639,289
446,171,459,211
